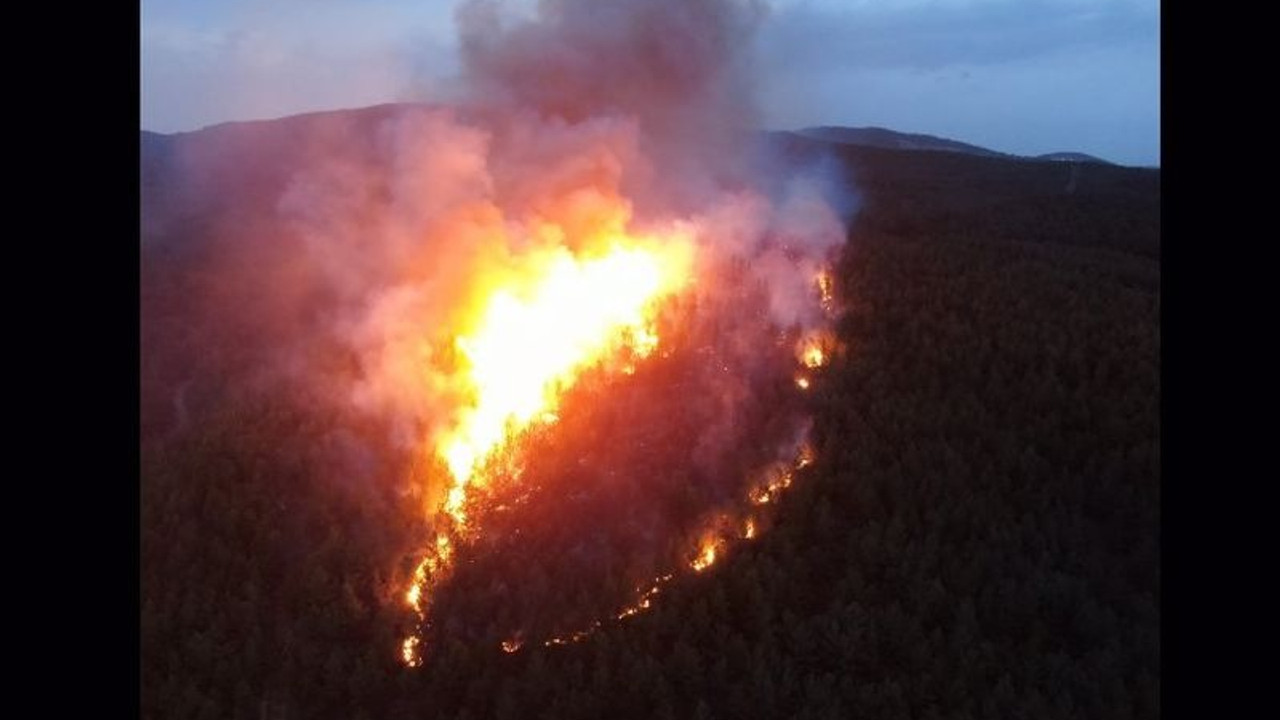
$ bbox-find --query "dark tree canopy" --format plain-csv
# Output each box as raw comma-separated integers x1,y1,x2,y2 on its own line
142,134,1159,720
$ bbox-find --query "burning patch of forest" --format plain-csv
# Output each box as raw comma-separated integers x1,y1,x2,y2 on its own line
406,264,833,656
141,0,854,670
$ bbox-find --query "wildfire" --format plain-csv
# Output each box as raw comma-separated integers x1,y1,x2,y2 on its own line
405,572,423,611
749,465,794,506
397,223,830,667
528,440,814,653
400,231,693,666
404,533,453,614
816,270,834,312
802,343,826,369
401,636,422,668
797,442,815,469
614,574,673,621
437,240,692,529
691,538,720,572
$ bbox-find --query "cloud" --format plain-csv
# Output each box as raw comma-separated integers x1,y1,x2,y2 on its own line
758,0,1159,72
755,0,1160,164
141,0,1161,163
141,0,459,132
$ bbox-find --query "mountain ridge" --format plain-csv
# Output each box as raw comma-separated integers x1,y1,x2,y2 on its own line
795,125,1114,165
139,104,1119,167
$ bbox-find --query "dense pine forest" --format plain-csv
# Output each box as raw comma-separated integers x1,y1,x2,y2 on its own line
141,127,1159,719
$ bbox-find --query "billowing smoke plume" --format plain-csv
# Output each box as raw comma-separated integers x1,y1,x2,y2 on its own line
143,0,853,656
455,0,766,213
274,0,847,457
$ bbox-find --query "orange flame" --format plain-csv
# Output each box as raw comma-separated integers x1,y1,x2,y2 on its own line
400,230,693,666
798,323,834,372
691,538,720,572
797,442,815,469
438,240,692,530
816,270,834,312
530,440,814,653
399,227,826,666
802,343,826,369
401,636,422,667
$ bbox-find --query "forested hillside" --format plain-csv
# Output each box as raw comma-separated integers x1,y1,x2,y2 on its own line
141,128,1159,720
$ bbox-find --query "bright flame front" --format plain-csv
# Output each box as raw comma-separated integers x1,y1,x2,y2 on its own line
438,241,691,527
398,227,833,666
401,234,692,666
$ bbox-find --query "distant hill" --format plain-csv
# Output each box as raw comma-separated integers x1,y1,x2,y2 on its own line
795,125,1113,165
1035,151,1111,164
798,126,1009,158
142,103,1159,720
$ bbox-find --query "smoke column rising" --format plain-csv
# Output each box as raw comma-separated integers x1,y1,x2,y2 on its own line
304,0,845,452
145,0,855,658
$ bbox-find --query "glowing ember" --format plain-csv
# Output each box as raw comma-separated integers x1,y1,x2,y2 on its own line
501,638,523,653
527,441,814,652
797,443,815,469
401,636,422,668
816,270,834,311
795,376,810,390
544,624,599,647
749,466,794,506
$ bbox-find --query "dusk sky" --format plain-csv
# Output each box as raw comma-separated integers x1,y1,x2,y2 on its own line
141,0,1160,166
